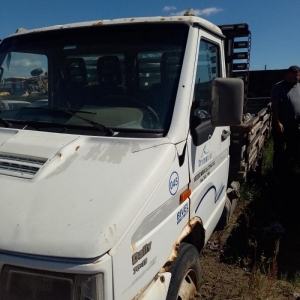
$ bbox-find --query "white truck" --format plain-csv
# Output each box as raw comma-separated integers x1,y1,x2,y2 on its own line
0,10,263,300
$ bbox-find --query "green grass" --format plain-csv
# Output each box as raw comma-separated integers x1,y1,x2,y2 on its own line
261,138,274,173
199,137,300,299
225,137,300,297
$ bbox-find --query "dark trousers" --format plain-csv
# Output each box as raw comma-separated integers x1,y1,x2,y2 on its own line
273,127,300,173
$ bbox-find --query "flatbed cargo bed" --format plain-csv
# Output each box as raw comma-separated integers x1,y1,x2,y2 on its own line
229,98,272,182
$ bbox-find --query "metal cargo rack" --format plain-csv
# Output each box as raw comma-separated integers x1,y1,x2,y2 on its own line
219,23,272,182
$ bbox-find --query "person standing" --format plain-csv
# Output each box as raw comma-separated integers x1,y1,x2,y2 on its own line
271,65,300,174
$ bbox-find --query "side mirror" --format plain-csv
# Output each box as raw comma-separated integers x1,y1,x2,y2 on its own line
30,68,43,77
211,78,243,127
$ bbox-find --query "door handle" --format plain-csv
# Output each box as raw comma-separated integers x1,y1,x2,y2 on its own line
221,130,231,141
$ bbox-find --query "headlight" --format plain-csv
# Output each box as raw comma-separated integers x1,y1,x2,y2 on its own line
0,265,104,300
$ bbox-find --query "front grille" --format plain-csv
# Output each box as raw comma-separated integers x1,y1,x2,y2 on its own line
0,154,47,179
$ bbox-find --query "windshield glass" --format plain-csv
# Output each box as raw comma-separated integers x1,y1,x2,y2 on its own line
0,23,188,136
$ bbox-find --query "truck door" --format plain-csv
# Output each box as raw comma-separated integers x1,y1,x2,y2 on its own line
188,31,230,243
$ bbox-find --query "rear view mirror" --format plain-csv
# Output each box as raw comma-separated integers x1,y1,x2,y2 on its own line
211,78,243,126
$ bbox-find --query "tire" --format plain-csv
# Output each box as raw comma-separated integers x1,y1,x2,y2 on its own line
166,243,201,300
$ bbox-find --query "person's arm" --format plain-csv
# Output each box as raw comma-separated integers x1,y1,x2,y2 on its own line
271,85,284,133
271,100,284,132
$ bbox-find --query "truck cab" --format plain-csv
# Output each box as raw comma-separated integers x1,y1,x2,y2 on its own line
0,12,243,300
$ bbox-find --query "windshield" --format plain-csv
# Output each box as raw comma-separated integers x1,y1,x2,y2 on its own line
0,23,188,136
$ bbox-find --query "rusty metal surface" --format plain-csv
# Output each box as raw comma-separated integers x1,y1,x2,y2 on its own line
8,16,222,39
160,217,203,272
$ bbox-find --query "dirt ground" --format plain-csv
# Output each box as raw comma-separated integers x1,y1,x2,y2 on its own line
196,162,300,300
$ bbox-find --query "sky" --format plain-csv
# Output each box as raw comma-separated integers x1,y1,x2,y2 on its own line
0,0,299,71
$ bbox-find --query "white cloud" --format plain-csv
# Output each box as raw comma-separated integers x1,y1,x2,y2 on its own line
170,10,187,16
163,6,177,12
197,7,223,16
11,59,42,68
170,7,223,17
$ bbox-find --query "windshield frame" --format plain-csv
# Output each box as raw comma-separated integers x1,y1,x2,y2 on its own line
0,22,190,137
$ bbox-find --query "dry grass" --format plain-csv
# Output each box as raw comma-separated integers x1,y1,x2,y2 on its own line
197,139,300,300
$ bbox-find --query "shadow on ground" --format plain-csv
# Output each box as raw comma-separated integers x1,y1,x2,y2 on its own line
221,168,300,280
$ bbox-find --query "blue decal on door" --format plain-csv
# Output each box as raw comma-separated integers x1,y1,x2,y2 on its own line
194,185,216,213
194,183,225,213
169,172,179,195
215,184,225,203
177,203,189,224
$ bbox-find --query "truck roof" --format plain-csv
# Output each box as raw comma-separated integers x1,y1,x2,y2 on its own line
10,15,223,37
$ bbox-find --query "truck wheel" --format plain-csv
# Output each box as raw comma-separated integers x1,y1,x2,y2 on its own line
166,243,201,300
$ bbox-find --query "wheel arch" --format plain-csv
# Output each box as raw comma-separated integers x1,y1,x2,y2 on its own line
160,217,205,272
181,217,205,253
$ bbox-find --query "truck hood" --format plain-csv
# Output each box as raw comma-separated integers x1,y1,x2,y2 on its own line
0,129,176,258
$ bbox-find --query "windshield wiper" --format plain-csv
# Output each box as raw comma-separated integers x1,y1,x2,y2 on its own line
0,118,12,128
21,107,115,136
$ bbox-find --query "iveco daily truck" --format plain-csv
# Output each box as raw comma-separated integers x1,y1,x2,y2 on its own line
0,10,254,300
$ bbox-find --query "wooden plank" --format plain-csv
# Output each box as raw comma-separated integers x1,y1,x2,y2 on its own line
257,108,268,118
240,164,247,172
261,113,270,123
258,136,265,150
229,101,272,182
248,133,261,153
244,115,260,128
237,171,247,180
261,123,269,135
248,145,257,159
248,129,261,144
249,121,263,136
260,110,267,117
248,148,258,167
241,144,247,151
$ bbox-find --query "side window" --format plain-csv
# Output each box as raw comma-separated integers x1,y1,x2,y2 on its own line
0,52,48,100
193,39,220,122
